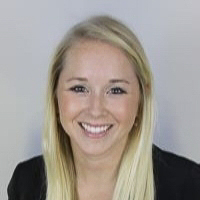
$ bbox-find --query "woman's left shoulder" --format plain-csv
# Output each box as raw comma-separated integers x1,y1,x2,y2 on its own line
153,145,200,170
153,145,200,200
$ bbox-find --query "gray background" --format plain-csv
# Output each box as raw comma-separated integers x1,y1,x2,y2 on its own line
1,0,200,198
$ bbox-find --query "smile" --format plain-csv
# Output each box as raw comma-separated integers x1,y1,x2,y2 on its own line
79,122,113,134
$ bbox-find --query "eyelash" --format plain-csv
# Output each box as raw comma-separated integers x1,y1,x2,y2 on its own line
108,87,127,95
69,85,88,93
69,85,127,95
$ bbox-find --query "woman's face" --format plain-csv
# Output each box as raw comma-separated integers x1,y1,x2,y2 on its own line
57,40,140,157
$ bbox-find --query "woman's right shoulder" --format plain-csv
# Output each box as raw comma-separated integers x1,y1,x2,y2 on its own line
14,155,44,169
8,155,46,200
16,155,44,170
10,155,45,184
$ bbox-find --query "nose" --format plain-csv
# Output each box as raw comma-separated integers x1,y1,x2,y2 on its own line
88,93,106,118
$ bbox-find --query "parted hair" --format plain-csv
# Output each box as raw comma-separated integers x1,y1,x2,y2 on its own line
43,15,155,200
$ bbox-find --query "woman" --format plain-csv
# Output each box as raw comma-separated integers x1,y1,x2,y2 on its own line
8,15,200,200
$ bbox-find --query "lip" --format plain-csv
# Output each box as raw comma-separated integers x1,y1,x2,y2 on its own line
78,122,113,139
79,122,113,127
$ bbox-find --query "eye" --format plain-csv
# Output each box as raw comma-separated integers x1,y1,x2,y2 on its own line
69,85,88,93
108,87,127,95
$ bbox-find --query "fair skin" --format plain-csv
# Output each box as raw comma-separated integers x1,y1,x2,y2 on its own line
57,40,140,200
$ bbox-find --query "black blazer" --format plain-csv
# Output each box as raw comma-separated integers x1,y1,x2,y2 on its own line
7,146,200,200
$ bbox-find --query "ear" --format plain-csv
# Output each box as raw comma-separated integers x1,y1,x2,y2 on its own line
134,116,139,127
54,94,60,123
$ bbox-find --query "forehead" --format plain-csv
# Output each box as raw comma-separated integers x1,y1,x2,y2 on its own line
62,39,137,81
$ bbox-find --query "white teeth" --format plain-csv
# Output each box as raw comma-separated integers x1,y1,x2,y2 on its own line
81,123,111,134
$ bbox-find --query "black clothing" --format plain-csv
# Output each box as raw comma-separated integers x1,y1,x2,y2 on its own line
8,146,200,200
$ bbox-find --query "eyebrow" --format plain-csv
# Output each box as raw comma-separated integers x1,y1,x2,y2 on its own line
109,79,130,84
66,77,88,82
66,77,130,84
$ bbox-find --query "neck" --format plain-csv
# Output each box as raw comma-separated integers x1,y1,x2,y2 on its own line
72,141,127,186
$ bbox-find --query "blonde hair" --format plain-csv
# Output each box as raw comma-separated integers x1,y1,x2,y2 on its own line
43,15,155,200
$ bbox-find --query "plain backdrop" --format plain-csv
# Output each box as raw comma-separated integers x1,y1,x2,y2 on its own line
1,0,200,198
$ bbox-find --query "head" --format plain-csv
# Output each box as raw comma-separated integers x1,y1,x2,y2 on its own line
43,15,154,200
48,15,153,144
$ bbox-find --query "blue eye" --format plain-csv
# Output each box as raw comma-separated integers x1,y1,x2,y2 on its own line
69,85,88,93
109,87,127,94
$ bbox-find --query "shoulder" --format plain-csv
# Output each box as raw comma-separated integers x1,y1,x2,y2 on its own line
8,155,46,200
13,155,44,174
153,145,200,200
153,145,200,171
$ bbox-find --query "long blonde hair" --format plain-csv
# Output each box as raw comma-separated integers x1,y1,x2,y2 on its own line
43,15,155,200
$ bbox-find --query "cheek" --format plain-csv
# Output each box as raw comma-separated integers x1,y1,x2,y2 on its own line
109,97,139,125
57,94,82,121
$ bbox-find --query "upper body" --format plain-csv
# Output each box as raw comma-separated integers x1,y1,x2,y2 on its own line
8,15,200,200
7,145,200,200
